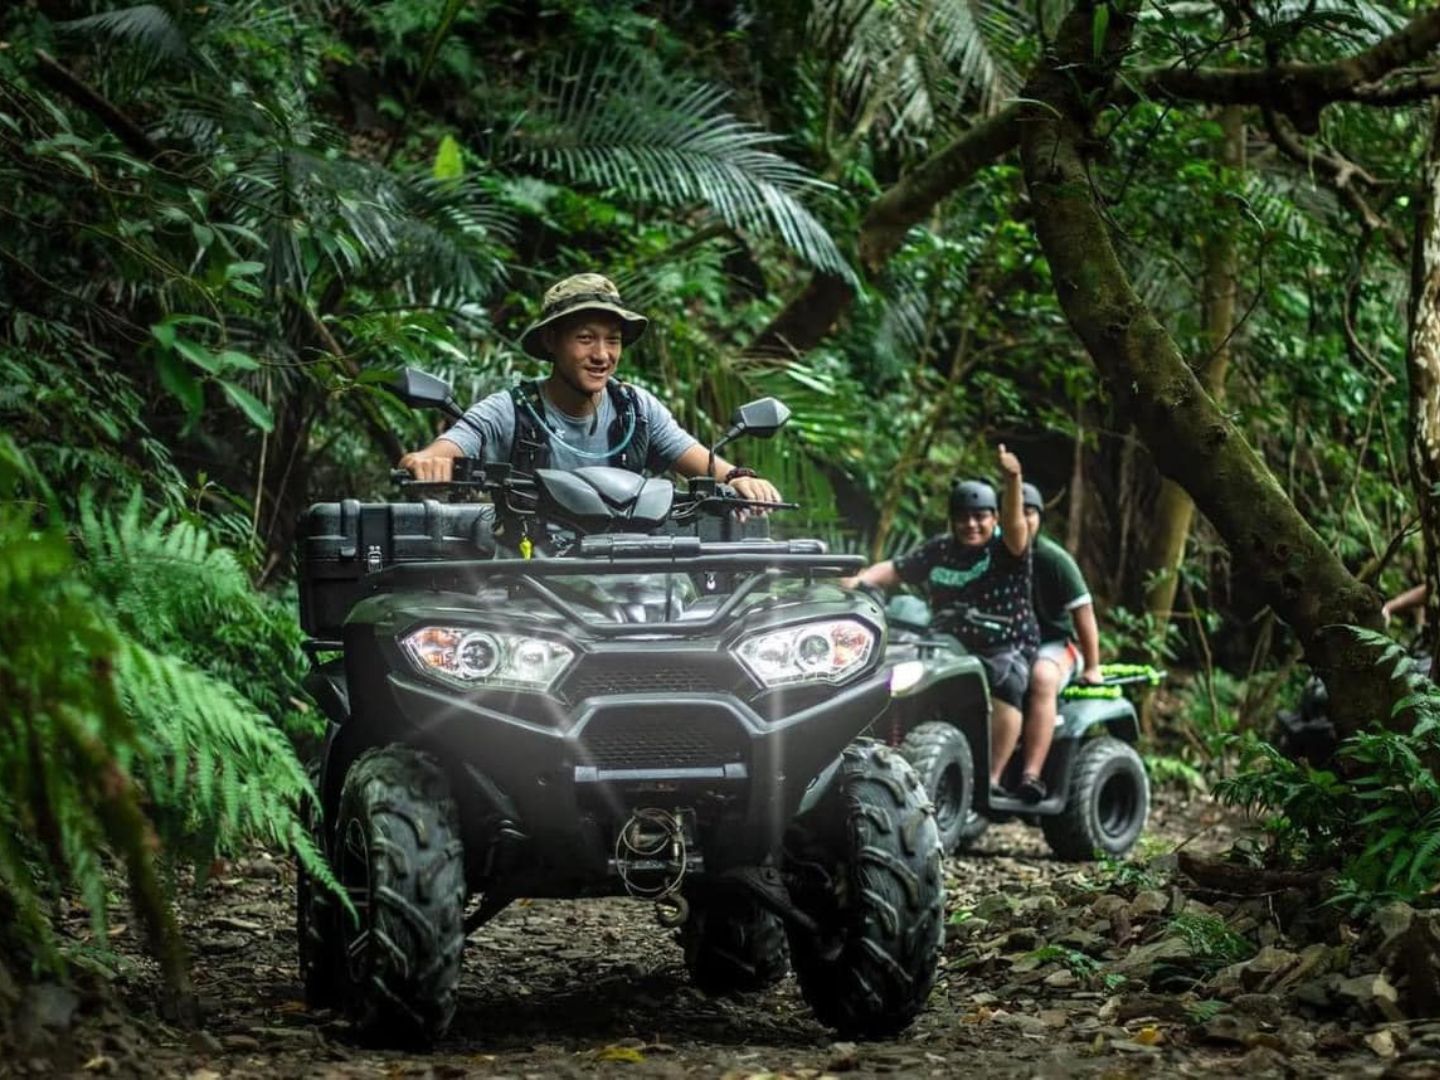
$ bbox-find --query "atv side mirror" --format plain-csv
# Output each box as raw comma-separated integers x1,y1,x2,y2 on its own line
705,397,790,482
387,367,465,421
709,397,790,455
728,397,791,440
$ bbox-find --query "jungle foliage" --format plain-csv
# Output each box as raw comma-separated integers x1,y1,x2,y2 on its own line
2,0,1440,986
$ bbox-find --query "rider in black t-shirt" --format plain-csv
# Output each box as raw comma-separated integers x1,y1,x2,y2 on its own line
844,446,1039,797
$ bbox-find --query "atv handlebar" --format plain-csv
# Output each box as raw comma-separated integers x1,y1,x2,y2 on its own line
389,461,797,517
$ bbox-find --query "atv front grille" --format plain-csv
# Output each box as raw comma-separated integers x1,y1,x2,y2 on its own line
577,713,745,771
562,662,742,701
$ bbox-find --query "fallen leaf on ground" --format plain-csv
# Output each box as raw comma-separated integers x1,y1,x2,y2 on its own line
596,1045,645,1063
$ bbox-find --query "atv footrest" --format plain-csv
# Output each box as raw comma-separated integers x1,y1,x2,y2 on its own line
986,793,1065,816
575,763,749,783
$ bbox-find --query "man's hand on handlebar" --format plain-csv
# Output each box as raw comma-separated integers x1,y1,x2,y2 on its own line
725,474,783,522
1079,665,1104,685
397,451,455,483
729,475,782,506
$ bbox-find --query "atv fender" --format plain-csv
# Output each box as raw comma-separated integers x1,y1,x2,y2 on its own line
1056,696,1140,743
796,756,843,818
886,654,989,758
303,660,349,727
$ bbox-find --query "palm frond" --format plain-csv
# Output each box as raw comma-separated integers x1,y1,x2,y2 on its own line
1259,0,1405,45
929,0,1023,117
59,4,192,67
506,54,854,282
384,173,516,304
814,0,1022,138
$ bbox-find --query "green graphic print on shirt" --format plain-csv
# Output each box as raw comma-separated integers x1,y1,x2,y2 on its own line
893,534,1039,653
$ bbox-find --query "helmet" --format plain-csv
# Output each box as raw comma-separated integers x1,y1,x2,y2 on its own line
949,479,998,517
1022,482,1044,513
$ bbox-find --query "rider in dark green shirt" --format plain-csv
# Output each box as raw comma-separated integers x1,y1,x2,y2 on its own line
1015,483,1103,802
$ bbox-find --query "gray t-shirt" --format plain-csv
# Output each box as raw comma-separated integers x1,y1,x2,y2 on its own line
439,381,699,473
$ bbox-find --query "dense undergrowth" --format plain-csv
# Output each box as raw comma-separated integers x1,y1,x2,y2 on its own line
0,437,332,986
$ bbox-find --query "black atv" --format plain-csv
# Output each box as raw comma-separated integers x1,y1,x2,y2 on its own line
871,594,1154,861
1271,649,1432,766
294,370,945,1045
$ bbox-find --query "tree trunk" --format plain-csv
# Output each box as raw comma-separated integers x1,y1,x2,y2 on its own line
1409,101,1440,661
1142,104,1245,631
1065,406,1086,554
1020,2,1392,741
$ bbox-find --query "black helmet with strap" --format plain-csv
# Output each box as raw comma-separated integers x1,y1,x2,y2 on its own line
949,479,998,517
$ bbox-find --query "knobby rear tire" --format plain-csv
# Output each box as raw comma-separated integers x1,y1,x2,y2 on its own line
680,892,790,995
898,721,974,854
956,809,990,851
1040,736,1149,861
336,746,467,1045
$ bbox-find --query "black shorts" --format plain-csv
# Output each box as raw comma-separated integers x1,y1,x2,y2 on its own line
978,646,1033,710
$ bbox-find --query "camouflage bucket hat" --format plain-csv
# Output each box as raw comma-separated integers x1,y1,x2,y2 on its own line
518,273,648,359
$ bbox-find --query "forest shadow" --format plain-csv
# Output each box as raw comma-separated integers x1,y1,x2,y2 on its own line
439,960,826,1051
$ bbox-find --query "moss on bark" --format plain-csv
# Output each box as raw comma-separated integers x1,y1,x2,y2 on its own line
1019,1,1392,738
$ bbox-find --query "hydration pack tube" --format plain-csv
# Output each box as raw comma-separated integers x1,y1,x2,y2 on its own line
509,379,653,473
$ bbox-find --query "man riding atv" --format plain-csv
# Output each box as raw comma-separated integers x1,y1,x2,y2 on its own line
844,447,1039,797
299,348,948,1043
398,272,782,506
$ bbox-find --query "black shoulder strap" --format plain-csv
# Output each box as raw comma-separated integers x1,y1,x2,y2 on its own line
509,379,651,474
605,380,651,473
508,380,550,473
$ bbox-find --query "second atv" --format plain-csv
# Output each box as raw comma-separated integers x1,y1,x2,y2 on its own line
873,593,1155,860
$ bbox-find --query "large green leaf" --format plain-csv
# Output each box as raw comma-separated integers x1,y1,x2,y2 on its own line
220,380,274,432
508,54,854,282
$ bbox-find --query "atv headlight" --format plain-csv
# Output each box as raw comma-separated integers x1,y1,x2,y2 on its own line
401,627,574,690
734,619,876,686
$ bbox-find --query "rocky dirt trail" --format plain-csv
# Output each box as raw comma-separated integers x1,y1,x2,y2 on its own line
7,790,1438,1079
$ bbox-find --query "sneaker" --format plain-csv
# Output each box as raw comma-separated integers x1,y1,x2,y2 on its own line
989,781,1009,800
1017,774,1047,804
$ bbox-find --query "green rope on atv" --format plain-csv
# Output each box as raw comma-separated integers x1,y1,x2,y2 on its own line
1060,684,1123,700
1098,662,1166,686
1059,663,1166,700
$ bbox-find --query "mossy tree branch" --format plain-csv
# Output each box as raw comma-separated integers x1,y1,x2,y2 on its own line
745,106,1023,360
1019,1,1396,740
1408,103,1440,662
1135,8,1440,132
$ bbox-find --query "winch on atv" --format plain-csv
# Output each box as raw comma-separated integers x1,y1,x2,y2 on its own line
294,369,945,1045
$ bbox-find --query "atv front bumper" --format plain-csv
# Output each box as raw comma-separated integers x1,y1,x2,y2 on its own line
343,668,891,892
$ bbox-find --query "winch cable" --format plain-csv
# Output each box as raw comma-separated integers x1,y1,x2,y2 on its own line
614,807,689,903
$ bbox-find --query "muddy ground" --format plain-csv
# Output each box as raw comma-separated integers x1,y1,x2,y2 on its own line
6,791,1424,1079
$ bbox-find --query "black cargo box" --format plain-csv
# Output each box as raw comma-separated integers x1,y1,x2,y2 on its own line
297,499,496,639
